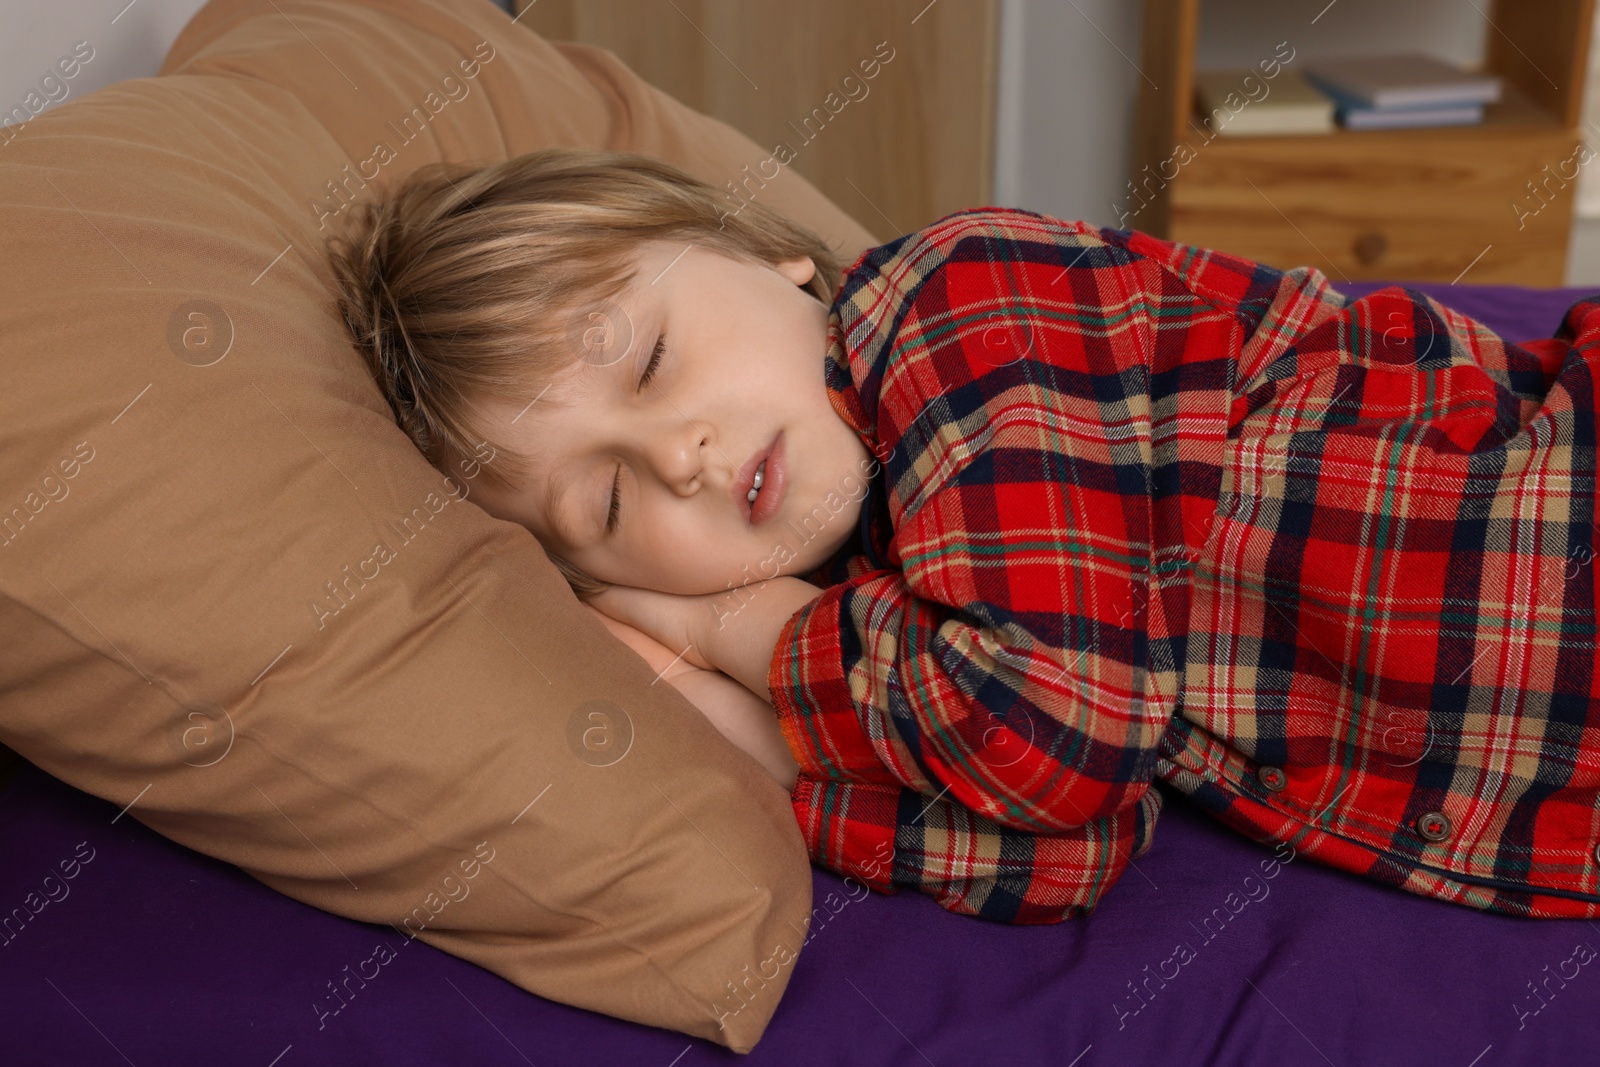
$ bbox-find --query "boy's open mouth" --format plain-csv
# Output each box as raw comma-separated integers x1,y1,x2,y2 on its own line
735,430,787,526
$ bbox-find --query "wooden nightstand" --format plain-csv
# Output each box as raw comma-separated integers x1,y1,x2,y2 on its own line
1134,0,1595,284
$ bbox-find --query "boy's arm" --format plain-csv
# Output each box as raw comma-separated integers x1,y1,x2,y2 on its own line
687,578,1168,924
666,669,797,791
586,602,698,681
693,577,827,704
790,772,1164,923
586,604,797,790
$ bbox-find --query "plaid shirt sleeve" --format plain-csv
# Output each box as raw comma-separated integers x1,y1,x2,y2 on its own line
768,208,1278,922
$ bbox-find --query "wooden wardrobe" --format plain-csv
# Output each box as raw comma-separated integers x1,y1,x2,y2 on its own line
512,0,1000,244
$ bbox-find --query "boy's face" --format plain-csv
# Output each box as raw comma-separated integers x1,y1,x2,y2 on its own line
469,240,873,596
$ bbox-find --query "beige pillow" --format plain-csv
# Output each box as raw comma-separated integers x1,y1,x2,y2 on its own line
0,0,877,1052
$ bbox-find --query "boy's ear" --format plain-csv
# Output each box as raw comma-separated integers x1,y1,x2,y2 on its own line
775,255,816,287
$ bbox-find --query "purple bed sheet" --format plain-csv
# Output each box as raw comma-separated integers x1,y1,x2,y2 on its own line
5,280,1600,1066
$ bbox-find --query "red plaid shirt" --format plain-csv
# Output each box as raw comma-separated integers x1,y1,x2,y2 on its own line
768,206,1600,922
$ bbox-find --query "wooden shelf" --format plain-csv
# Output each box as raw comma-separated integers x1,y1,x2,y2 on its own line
1136,0,1595,284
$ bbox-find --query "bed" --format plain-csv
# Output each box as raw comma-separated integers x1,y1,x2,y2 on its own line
4,278,1596,1065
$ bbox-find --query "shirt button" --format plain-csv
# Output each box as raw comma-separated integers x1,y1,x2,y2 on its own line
1256,765,1287,792
1593,842,1600,866
1415,811,1451,842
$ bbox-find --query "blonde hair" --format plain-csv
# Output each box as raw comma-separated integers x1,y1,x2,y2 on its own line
324,147,846,599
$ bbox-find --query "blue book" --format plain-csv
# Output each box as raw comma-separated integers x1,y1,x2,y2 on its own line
1305,53,1501,111
1336,102,1484,130
1312,68,1484,129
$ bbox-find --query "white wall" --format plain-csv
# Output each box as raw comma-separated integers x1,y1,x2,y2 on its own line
0,0,516,130
992,0,1144,230
1192,0,1486,71
0,0,210,128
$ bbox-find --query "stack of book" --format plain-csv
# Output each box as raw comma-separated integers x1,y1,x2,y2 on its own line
1192,53,1505,136
1303,53,1502,130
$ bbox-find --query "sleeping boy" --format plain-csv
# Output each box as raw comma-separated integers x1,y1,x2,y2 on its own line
327,147,1600,923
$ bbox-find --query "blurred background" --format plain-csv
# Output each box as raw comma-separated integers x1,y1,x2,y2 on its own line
8,0,1600,287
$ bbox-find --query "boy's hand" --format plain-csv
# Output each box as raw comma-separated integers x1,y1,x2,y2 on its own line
593,578,827,702
667,670,800,791
581,602,704,681
698,577,827,701
587,586,718,671
583,601,799,790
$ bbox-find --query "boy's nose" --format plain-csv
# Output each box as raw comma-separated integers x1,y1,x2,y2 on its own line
642,416,713,495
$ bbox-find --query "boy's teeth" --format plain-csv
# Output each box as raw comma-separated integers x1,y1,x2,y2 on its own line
747,460,766,503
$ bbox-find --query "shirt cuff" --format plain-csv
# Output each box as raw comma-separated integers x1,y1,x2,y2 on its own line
767,578,899,783
787,773,899,895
